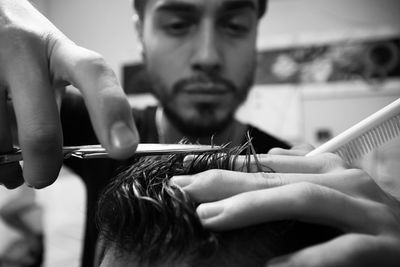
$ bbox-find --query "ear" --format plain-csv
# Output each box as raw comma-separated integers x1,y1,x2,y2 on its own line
133,14,143,41
132,14,144,57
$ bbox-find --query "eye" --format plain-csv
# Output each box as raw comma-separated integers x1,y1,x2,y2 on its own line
220,15,253,37
160,17,194,36
225,22,249,35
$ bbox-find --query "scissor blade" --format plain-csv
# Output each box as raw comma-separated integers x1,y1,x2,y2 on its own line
71,144,223,159
136,143,222,154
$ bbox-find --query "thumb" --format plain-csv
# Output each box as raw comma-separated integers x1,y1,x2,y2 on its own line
50,41,139,158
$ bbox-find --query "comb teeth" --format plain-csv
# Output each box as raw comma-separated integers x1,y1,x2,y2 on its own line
336,114,400,164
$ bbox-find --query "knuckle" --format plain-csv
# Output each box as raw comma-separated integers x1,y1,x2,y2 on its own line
74,51,111,76
256,172,284,187
189,169,220,188
346,168,368,182
296,182,325,205
344,168,383,199
201,169,224,183
320,152,346,172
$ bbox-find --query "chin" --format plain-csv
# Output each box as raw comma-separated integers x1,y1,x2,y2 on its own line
180,116,233,137
165,103,235,135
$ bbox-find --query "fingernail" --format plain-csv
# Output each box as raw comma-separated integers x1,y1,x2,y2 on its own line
110,121,136,149
197,203,224,220
170,175,192,188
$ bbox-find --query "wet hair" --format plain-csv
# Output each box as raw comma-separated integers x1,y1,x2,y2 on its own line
96,144,340,266
133,0,268,20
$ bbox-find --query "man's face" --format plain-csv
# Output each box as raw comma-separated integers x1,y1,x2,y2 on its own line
140,0,259,136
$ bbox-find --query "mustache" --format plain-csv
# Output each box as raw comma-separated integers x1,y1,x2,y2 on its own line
173,75,236,94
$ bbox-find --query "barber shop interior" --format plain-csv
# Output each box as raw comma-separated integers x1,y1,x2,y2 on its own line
0,0,399,266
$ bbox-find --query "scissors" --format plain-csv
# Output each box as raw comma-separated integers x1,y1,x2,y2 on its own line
0,144,223,165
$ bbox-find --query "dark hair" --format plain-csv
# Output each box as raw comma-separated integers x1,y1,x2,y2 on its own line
133,0,268,20
96,145,340,266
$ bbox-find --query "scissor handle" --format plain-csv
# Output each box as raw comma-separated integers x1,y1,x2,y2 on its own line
0,148,22,165
0,145,104,165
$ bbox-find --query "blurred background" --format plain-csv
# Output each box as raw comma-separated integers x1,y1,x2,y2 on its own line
0,0,399,266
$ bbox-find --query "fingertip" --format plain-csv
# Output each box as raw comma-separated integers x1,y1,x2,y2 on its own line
170,175,193,188
196,203,224,223
23,168,60,189
106,120,139,159
22,151,63,189
268,147,289,155
110,121,137,149
291,143,315,152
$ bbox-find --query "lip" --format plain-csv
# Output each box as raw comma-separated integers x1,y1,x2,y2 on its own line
181,83,230,94
178,91,232,104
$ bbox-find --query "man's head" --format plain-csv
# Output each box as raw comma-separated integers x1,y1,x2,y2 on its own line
133,0,268,20
132,0,268,136
96,148,340,266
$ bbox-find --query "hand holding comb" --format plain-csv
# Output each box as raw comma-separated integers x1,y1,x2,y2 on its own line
306,98,400,164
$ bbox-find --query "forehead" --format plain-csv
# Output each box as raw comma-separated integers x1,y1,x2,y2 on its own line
146,0,259,14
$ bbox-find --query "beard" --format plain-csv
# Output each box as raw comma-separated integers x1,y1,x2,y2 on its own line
148,67,255,137
163,100,235,137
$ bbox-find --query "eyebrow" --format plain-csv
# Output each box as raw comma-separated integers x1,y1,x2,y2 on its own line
155,2,199,15
220,0,257,14
154,0,257,15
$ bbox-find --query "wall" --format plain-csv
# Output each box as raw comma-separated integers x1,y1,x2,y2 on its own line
34,0,400,81
44,0,141,80
258,0,400,48
31,0,400,144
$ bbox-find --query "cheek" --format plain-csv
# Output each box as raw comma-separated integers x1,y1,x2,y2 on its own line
145,47,186,91
228,47,256,77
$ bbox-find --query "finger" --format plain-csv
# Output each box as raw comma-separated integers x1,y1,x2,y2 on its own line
50,41,139,159
173,168,384,203
268,144,314,156
236,153,347,174
196,182,388,233
173,153,348,200
0,89,23,189
267,234,400,267
182,153,275,173
8,55,63,188
172,169,275,202
184,152,346,174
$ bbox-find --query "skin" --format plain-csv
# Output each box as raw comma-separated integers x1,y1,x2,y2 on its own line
172,146,400,267
138,0,258,139
0,0,139,188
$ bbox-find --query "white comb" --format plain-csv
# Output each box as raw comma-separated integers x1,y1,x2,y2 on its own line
306,98,400,164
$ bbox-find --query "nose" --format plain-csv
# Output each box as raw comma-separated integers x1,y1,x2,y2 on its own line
191,21,222,74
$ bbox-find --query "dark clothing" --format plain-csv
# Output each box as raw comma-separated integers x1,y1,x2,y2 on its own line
60,93,289,267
